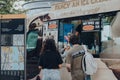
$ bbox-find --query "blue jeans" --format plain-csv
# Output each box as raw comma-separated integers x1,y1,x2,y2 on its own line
41,69,61,80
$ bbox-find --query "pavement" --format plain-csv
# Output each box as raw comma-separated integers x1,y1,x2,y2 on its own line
60,58,117,80
91,58,117,80
28,58,118,80
101,58,120,80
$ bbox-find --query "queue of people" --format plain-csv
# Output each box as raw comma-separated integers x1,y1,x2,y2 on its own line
26,23,96,80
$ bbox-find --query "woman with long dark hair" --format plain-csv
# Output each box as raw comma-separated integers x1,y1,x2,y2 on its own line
38,38,63,80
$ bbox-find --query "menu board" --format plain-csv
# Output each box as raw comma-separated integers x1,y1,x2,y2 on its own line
1,19,24,34
0,18,25,80
43,20,58,43
48,21,58,29
82,20,100,32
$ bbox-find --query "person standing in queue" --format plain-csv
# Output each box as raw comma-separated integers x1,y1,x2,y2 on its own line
75,22,94,80
66,34,85,80
38,38,63,80
26,23,42,59
26,23,43,79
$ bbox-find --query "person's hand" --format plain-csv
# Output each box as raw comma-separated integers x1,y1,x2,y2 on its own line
65,46,70,50
64,36,69,42
66,63,71,72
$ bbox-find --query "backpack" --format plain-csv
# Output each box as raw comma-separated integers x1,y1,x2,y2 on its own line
27,31,38,51
82,45,97,75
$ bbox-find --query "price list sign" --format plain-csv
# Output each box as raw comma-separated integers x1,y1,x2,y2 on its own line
0,18,25,80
